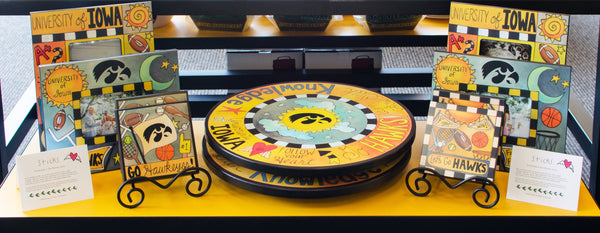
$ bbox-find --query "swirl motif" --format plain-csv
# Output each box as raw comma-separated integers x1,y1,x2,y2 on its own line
125,4,151,31
539,14,567,42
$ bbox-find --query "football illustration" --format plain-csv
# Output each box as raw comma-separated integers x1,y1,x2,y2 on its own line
53,109,66,131
123,113,143,127
539,44,560,64
453,129,472,151
128,34,149,53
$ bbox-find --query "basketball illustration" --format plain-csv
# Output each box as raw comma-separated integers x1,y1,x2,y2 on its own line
156,144,175,161
471,131,488,148
541,107,562,128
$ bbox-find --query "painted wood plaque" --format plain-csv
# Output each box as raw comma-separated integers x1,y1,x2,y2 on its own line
448,2,569,65
420,101,503,181
116,92,197,181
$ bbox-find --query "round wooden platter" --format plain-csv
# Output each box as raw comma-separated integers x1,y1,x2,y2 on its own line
204,81,416,176
202,137,411,198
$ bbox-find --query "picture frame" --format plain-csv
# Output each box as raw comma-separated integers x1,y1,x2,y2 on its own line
30,1,155,152
458,83,539,148
38,49,180,172
432,51,571,153
447,2,569,65
72,82,152,146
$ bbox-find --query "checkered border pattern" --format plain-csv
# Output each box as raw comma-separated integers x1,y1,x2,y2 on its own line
72,81,152,146
448,24,536,42
420,100,503,181
432,89,506,112
459,83,539,147
32,28,124,43
244,94,377,149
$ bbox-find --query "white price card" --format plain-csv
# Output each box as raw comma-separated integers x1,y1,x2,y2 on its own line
506,146,583,211
17,145,94,211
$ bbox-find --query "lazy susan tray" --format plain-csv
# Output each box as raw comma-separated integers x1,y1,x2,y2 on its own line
204,82,415,175
202,137,411,198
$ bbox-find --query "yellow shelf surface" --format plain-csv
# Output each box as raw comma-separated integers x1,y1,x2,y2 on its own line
154,15,449,38
1,121,598,217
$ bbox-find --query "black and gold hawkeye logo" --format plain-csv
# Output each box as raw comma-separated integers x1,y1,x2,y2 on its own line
281,107,338,133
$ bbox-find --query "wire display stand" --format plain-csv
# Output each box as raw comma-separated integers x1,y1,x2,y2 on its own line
405,167,500,208
117,167,211,208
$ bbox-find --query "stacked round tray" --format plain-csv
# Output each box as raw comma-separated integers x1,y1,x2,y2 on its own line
203,82,416,198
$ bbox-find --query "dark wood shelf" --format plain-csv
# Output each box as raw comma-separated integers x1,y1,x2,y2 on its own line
3,0,600,15
154,15,448,49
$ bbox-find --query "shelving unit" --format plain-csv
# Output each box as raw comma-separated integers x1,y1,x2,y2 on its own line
154,14,448,116
1,0,600,230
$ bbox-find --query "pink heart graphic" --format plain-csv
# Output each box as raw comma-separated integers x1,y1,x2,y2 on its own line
250,142,277,156
564,159,572,169
69,152,78,161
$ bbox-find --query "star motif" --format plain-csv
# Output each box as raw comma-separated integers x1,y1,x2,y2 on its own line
172,119,179,128
550,75,561,84
113,154,120,165
161,61,170,69
145,32,154,40
557,45,566,54
222,106,243,115
171,64,178,71
562,80,570,89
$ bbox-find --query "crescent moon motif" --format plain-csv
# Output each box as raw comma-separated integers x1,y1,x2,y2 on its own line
527,66,563,104
140,55,175,91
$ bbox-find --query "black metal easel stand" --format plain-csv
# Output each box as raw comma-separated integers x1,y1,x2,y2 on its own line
405,167,500,208
117,167,212,208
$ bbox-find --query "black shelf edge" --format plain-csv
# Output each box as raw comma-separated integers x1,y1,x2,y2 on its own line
4,0,600,15
178,68,434,89
186,94,430,118
155,35,448,50
2,216,600,233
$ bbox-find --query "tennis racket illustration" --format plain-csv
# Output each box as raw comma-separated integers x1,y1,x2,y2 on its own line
122,135,142,165
428,127,455,153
